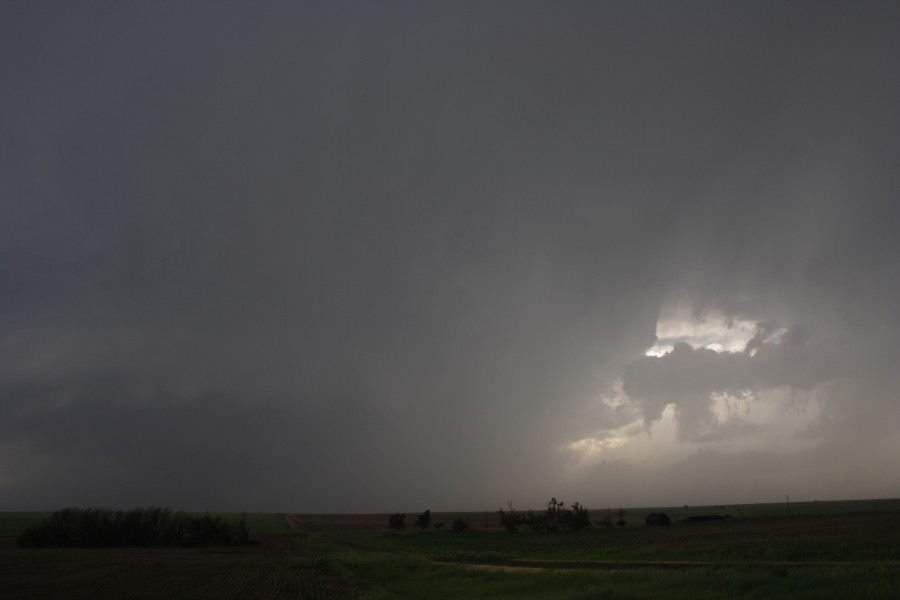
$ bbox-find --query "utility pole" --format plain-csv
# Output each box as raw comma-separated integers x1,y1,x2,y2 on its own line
785,493,791,515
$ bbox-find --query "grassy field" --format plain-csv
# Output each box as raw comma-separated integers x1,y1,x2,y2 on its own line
0,513,51,537
216,512,290,534
309,500,900,599
1,500,898,599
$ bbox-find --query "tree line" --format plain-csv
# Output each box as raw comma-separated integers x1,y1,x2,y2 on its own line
497,498,593,532
18,507,251,548
388,510,468,532
389,498,625,533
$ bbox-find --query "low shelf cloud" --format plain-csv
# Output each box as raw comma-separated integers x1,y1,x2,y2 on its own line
2,1,898,512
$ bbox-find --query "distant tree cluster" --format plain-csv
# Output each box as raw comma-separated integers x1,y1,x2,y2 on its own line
393,501,596,535
498,498,592,533
388,510,462,533
18,507,250,548
597,507,628,528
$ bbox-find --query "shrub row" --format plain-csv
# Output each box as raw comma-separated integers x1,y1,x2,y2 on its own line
498,498,592,532
388,511,466,532
18,507,250,548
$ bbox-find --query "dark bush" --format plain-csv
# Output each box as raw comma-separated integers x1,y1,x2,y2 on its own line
498,505,519,533
451,517,469,532
567,502,592,531
683,514,734,523
179,512,249,546
388,513,405,531
415,509,431,530
501,498,592,532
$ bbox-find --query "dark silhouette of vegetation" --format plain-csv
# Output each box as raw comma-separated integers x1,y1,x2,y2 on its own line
388,512,405,531
433,522,444,531
451,517,469,532
498,501,520,532
18,507,250,548
568,502,592,531
498,498,592,533
415,509,431,529
616,508,627,527
682,514,733,523
598,508,613,528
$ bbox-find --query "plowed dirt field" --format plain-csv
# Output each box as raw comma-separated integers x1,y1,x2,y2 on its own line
0,532,360,600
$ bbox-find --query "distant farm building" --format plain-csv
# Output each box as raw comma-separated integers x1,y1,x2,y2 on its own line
645,512,670,526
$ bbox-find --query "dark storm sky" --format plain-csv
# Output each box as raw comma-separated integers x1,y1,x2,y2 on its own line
2,1,899,512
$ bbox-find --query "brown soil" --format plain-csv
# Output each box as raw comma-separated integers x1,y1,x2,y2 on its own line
281,513,391,532
0,534,361,600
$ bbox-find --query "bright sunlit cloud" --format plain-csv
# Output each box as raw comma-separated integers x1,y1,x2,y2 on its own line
644,306,785,357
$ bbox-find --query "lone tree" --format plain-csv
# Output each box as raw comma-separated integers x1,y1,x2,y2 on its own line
415,510,432,530
388,513,405,532
568,502,592,531
546,497,563,531
498,500,520,533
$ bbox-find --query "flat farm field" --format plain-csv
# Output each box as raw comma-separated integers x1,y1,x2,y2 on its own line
2,500,899,599
0,531,358,600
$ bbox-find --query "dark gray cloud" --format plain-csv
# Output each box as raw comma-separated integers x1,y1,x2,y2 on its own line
2,1,899,511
